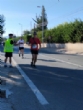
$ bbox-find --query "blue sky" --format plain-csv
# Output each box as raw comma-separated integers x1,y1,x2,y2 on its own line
0,0,83,37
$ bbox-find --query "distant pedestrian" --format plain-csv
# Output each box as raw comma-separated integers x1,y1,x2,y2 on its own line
17,37,24,58
29,32,41,67
4,33,14,67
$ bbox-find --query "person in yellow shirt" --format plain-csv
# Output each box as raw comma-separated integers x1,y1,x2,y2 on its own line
4,34,14,67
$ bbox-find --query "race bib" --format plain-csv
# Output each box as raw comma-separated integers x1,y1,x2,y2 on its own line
32,44,37,49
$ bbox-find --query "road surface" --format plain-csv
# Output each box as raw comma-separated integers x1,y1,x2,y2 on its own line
0,45,83,110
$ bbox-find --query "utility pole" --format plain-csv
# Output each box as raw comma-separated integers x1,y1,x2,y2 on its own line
37,5,45,43
34,23,35,31
37,5,48,44
42,5,44,43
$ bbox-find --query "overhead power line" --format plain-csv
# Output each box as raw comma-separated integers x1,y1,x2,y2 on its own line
51,6,83,20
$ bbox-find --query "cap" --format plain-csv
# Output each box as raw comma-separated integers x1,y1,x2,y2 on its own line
9,33,13,36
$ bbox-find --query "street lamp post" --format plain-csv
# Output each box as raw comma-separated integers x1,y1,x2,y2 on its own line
37,5,44,43
41,6,44,43
19,23,23,36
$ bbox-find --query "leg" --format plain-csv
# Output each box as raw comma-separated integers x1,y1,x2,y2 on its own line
9,57,12,65
21,48,24,58
9,52,13,67
31,50,38,67
33,54,37,65
4,57,8,63
32,54,34,63
19,47,21,56
31,54,34,66
33,50,38,67
31,50,33,62
4,53,8,67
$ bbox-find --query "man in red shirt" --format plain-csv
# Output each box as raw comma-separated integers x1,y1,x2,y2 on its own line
29,32,41,67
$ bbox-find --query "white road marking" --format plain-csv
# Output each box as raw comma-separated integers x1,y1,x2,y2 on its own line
40,54,83,68
12,58,49,105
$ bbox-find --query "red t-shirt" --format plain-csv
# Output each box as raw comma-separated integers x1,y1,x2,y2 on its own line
29,37,41,50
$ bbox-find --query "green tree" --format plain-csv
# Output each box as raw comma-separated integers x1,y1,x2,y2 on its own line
0,15,5,35
32,6,48,32
32,19,83,43
22,30,31,42
23,30,30,36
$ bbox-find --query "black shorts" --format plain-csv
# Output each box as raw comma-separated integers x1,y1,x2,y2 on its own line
31,50,38,54
19,47,24,50
5,52,13,57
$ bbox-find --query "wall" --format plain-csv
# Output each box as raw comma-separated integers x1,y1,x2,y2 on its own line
41,43,83,51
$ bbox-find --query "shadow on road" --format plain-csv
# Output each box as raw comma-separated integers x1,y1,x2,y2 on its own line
18,63,83,109
0,54,83,110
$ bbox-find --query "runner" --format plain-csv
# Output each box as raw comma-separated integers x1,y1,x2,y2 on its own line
17,37,24,58
29,32,41,67
4,33,14,67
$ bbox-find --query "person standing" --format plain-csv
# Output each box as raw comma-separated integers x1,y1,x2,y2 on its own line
17,37,24,58
29,32,41,67
4,33,14,67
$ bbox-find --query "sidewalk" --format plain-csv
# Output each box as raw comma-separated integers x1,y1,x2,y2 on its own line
0,53,13,110
41,48,83,55
0,52,33,110
0,52,44,110
0,52,34,110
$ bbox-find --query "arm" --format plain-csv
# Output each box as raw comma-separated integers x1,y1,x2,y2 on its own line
10,40,14,45
38,39,41,49
16,40,23,45
16,41,19,45
39,43,41,49
39,43,41,48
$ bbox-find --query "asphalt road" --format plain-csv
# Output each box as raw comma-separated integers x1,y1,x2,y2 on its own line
0,45,83,110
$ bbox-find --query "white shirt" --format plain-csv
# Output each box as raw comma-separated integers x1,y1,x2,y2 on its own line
17,39,24,47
